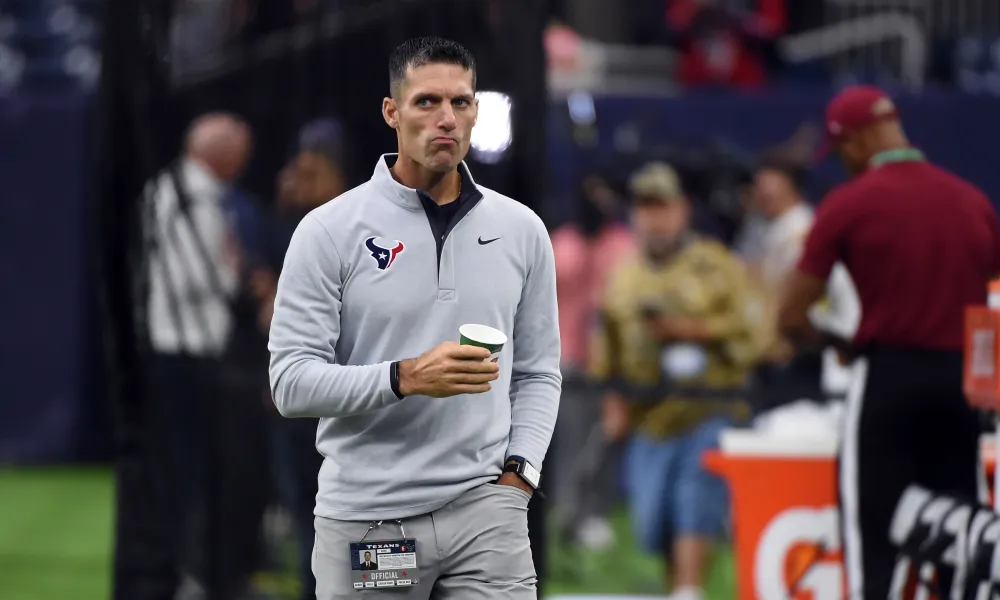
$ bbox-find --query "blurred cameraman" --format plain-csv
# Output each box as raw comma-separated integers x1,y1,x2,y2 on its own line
592,162,756,599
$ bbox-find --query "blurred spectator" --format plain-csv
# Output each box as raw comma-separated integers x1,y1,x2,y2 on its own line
294,119,347,209
733,123,820,266
252,118,346,600
130,112,257,598
744,153,824,409
745,152,860,408
667,0,787,87
731,207,768,264
251,118,346,327
143,111,250,374
545,22,585,72
749,154,812,353
592,161,755,599
552,174,634,376
549,174,633,549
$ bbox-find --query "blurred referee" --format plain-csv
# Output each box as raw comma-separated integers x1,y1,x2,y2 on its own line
779,85,1000,600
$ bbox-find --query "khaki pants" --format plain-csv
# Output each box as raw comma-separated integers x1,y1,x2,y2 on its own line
313,482,536,599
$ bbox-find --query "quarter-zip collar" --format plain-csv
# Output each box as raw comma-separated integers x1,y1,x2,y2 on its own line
370,154,485,272
371,153,483,211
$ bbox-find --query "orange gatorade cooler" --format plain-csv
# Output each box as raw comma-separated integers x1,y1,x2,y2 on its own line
704,431,844,600
963,277,1000,509
963,278,1000,411
706,431,997,600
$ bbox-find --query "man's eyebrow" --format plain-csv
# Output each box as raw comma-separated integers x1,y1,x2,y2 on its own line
411,93,441,103
411,92,474,103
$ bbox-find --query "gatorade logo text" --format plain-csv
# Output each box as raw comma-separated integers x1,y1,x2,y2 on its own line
755,507,843,600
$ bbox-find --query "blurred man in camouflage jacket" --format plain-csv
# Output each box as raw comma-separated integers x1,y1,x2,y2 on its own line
591,162,756,600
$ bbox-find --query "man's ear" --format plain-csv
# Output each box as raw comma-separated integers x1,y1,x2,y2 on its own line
382,97,398,129
472,95,479,128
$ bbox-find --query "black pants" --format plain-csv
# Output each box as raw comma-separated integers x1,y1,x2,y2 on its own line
751,352,825,416
839,347,981,599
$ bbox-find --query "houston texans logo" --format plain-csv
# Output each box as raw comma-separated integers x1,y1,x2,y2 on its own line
365,236,405,270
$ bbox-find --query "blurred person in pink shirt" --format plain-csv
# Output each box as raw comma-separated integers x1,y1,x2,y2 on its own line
552,174,635,377
549,174,633,551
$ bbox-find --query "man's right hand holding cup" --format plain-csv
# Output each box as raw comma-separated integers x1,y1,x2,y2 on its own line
397,342,500,398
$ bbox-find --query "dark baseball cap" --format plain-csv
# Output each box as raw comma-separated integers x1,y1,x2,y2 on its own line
815,85,899,161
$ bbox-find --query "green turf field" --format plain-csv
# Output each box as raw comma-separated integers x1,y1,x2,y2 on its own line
0,467,736,600
545,511,736,597
0,467,115,600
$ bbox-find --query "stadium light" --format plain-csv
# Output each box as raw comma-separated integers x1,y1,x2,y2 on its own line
470,91,512,164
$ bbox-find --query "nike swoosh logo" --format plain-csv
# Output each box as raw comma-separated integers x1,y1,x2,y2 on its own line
478,236,501,245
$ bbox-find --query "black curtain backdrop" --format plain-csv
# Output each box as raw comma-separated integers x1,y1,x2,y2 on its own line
147,0,547,211
99,0,549,453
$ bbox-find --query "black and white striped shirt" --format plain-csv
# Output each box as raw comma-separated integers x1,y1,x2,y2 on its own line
141,158,239,356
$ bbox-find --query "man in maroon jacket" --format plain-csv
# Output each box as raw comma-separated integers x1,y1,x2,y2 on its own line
779,85,1000,599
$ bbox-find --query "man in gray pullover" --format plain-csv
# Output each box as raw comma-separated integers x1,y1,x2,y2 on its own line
268,37,561,599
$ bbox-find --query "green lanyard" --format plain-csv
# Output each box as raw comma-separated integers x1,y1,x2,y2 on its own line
868,148,926,169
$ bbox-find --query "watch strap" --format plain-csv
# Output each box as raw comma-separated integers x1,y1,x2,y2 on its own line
503,455,541,490
390,361,403,399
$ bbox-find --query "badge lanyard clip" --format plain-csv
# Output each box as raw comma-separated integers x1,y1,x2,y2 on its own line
358,520,407,544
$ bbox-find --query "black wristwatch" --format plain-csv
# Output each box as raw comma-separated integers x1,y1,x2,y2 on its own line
390,361,403,399
502,455,541,490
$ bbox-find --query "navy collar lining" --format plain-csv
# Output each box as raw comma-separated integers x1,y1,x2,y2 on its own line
371,154,483,210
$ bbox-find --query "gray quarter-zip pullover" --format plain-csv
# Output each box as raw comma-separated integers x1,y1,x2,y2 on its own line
268,155,561,520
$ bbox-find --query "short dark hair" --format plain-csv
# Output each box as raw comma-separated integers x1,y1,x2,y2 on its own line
756,149,807,193
388,37,476,98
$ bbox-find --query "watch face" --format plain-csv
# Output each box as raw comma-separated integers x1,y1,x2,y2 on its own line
522,462,541,488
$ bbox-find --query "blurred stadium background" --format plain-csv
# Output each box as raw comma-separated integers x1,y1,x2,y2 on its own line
2,0,1000,599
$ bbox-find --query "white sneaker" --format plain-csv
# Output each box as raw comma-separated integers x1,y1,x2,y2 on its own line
576,515,615,550
174,574,206,600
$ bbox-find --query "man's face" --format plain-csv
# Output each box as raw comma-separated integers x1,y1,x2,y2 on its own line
631,199,690,257
837,119,905,177
836,131,871,177
383,63,478,173
294,151,343,208
219,126,252,182
751,168,792,219
364,552,371,561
